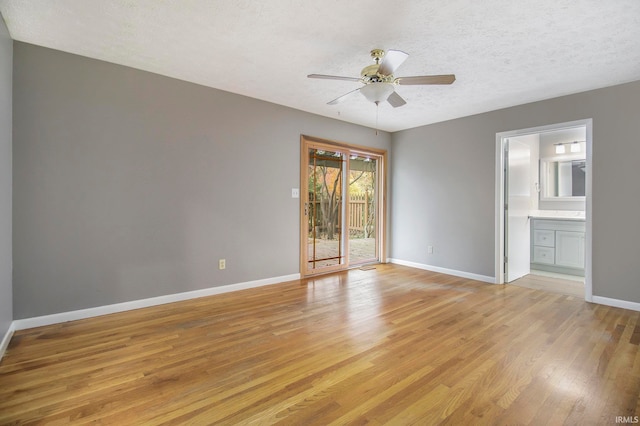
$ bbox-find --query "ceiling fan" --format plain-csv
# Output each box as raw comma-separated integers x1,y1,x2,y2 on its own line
308,49,455,107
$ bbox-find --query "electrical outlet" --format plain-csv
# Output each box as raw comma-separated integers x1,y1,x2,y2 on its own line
291,188,300,198
219,259,226,270
427,246,434,254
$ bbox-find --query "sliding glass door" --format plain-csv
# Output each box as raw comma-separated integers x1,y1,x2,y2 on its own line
306,147,345,272
300,136,385,276
348,154,378,265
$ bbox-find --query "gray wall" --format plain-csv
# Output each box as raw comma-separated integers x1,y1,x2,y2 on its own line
13,42,391,319
12,39,640,319
0,15,12,338
391,80,640,303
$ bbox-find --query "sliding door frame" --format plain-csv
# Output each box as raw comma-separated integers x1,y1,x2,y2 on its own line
300,135,387,277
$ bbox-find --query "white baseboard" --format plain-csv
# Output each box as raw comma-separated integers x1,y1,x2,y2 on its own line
0,322,15,362
389,258,640,312
591,296,640,312
388,258,495,284
12,273,301,331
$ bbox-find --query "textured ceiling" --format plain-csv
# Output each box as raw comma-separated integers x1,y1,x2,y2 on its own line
1,0,639,132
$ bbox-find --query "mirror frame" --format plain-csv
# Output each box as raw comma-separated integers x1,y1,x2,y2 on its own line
539,155,586,201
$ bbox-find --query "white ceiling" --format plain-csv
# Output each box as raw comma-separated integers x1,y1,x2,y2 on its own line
1,1,639,132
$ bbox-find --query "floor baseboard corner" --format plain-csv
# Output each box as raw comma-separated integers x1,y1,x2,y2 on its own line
0,321,16,362
388,258,495,284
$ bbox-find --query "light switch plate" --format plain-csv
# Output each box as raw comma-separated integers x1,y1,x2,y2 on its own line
292,188,300,198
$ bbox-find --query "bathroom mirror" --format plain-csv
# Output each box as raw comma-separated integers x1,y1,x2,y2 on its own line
540,158,586,200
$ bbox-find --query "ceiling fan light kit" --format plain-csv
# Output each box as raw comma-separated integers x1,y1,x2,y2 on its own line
308,48,455,108
360,82,395,104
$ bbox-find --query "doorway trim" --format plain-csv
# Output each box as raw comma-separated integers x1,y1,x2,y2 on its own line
494,119,593,302
300,135,387,277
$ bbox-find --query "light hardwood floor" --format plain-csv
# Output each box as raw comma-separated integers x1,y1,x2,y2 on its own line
510,272,585,297
1,264,639,424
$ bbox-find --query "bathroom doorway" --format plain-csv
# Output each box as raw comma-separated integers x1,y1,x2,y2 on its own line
495,119,592,301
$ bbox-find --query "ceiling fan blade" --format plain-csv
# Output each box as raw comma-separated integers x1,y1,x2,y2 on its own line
387,91,407,108
397,75,456,85
308,74,360,82
377,50,409,76
327,88,361,105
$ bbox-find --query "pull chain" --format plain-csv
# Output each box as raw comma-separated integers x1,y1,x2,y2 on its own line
375,101,379,135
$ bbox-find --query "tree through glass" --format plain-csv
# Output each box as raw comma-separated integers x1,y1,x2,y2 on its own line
348,155,377,264
308,148,344,270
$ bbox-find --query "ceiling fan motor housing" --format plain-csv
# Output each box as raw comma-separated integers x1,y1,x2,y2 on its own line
360,64,396,84
361,49,398,84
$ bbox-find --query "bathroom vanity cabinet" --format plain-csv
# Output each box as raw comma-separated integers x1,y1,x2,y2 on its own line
531,218,585,276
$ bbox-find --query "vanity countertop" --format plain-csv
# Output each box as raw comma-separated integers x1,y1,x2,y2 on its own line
528,210,585,221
